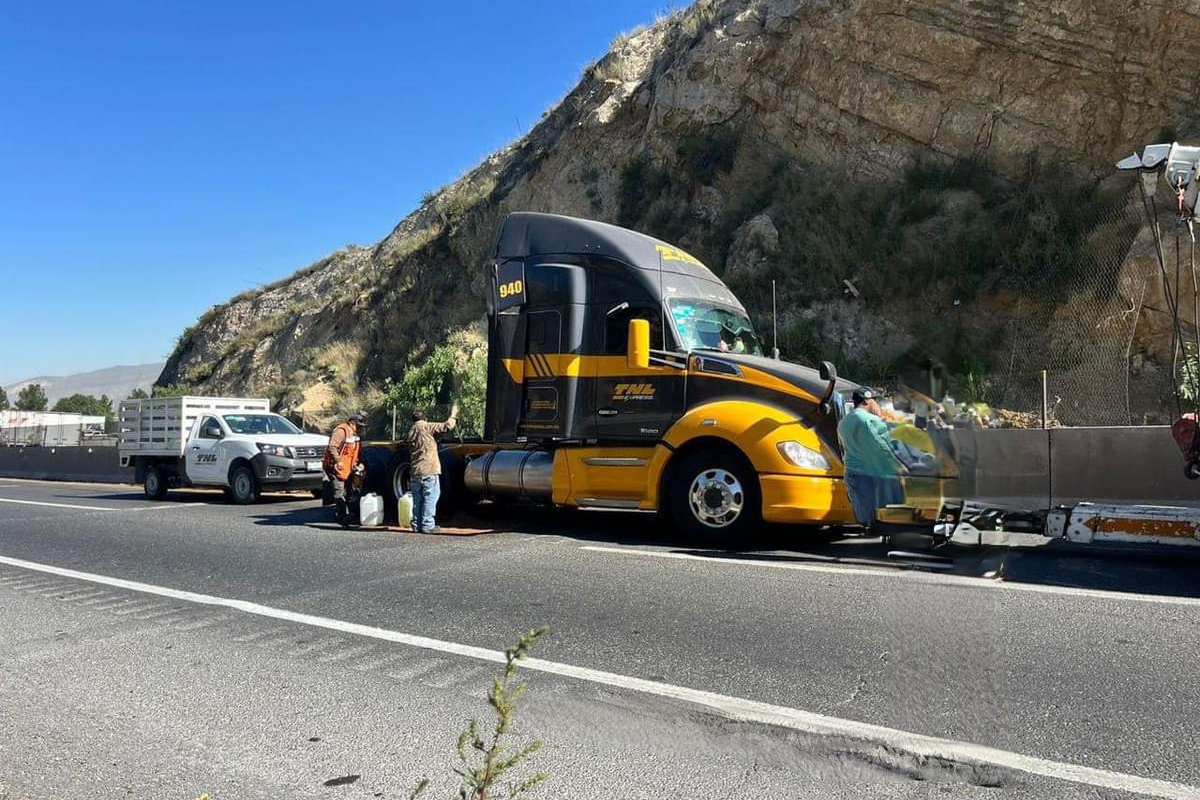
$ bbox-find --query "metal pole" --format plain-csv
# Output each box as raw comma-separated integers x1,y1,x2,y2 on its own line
391,405,397,441
1041,369,1049,429
771,280,780,360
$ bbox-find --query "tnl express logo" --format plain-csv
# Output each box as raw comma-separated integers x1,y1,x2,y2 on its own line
612,383,656,402
195,453,218,464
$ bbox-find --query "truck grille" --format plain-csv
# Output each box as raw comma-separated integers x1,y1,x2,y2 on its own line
295,446,323,458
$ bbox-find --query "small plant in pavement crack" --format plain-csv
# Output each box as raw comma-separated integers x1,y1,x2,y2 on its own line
410,626,550,800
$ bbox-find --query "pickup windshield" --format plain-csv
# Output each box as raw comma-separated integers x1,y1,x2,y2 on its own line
668,299,764,356
221,414,302,435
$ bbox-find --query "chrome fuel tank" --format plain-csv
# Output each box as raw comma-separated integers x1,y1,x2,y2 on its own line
464,449,554,500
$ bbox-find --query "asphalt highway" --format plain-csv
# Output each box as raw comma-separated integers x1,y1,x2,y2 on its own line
1,478,1198,800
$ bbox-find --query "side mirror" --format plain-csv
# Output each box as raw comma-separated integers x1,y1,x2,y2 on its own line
818,361,838,416
627,318,650,370
204,425,223,439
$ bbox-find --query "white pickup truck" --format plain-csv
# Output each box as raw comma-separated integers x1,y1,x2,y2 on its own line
118,396,330,503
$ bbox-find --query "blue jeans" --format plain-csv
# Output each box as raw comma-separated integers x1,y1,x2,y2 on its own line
412,475,441,531
844,472,905,529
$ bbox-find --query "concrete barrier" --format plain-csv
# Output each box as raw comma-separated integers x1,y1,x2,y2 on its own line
0,446,132,484
949,428,1051,510
1049,426,1198,508
936,426,1195,511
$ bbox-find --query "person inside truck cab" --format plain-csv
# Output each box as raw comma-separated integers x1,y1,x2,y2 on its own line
674,302,761,355
323,412,366,524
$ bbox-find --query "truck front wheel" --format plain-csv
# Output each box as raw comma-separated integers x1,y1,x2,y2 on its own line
229,465,260,505
668,449,762,546
144,466,168,501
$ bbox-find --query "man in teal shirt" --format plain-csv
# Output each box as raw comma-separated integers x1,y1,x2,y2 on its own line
837,388,906,532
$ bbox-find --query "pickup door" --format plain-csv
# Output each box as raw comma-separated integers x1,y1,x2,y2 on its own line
187,415,228,485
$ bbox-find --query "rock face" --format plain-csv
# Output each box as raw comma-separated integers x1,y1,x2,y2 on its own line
162,0,1200,425
724,214,779,283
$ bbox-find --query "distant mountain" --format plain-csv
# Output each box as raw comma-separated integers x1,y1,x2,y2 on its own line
5,363,164,405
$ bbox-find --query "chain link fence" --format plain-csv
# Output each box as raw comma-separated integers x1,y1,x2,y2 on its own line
960,173,1186,428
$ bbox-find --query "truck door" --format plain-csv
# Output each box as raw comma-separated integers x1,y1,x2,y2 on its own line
187,415,226,485
521,309,564,437
594,304,684,440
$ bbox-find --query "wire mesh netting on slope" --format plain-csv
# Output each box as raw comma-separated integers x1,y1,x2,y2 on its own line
974,174,1188,428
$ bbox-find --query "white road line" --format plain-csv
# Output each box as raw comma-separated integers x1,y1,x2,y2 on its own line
0,498,118,511
122,503,206,513
0,554,1195,800
0,497,202,514
581,545,1200,608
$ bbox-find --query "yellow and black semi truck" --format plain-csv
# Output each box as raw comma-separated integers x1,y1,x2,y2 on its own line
371,211,947,542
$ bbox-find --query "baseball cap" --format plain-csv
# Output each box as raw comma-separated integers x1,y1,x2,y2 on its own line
851,388,875,406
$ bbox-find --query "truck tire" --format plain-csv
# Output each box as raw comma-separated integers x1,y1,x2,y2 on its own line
144,466,168,501
229,464,260,505
668,448,762,547
391,458,411,502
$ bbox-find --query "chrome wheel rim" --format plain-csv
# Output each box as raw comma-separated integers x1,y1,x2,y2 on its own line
688,468,744,528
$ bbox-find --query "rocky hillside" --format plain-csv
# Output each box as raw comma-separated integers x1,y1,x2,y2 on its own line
160,0,1200,426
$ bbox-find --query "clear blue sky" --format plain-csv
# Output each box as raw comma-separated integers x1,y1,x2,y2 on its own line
0,0,674,384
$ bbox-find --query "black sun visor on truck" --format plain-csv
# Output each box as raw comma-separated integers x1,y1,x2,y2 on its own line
492,212,744,309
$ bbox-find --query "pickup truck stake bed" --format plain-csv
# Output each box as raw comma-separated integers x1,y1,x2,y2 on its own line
118,396,329,503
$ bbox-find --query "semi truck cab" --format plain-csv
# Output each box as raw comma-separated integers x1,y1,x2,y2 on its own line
424,212,866,541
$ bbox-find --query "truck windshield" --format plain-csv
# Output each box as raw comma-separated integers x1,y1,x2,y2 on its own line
222,414,302,435
668,299,763,356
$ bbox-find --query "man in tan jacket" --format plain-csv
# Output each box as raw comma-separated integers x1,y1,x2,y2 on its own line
406,402,458,532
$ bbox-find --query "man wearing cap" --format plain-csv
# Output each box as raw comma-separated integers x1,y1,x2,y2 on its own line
323,411,367,524
406,403,458,533
837,389,906,533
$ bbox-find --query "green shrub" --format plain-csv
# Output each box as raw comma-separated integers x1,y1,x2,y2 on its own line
152,383,195,398
617,157,672,228
410,627,549,800
383,342,487,439
1181,342,1200,406
675,129,739,184
52,393,114,421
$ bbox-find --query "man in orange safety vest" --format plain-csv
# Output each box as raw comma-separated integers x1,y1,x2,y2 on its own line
324,411,366,523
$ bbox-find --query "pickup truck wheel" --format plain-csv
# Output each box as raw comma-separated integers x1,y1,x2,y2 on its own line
144,466,168,500
229,465,259,505
668,449,761,547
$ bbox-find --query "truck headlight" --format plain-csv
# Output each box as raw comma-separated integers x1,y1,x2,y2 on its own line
257,443,294,458
776,441,830,470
